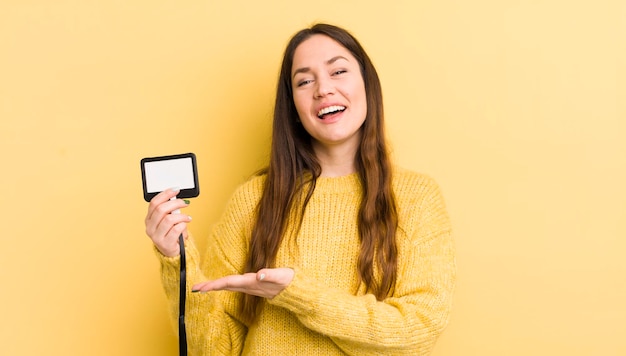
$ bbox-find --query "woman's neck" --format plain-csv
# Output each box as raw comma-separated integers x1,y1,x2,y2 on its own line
312,141,358,177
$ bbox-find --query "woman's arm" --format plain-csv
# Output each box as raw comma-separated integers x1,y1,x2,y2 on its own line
156,243,246,355
146,188,252,355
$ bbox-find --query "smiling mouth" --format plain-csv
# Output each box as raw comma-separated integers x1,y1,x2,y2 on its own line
317,105,346,119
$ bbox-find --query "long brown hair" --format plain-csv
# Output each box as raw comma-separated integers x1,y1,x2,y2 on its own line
242,23,398,323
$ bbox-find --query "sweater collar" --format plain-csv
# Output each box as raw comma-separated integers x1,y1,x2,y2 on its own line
313,172,362,194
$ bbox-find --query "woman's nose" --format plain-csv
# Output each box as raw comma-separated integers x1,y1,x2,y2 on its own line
314,76,335,98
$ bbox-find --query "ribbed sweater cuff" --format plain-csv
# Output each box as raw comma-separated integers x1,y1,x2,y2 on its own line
269,268,318,315
153,245,181,282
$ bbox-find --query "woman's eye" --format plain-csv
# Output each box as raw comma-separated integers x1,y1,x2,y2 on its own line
297,79,312,87
333,69,347,76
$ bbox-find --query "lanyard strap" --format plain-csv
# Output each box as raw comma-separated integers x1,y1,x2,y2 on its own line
179,233,187,356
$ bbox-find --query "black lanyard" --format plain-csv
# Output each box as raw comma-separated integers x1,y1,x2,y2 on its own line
179,233,187,356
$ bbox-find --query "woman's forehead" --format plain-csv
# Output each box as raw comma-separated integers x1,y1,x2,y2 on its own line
292,35,355,71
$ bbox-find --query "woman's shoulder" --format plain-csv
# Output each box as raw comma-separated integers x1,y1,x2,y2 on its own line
236,172,266,192
228,172,266,208
392,166,443,198
392,166,451,243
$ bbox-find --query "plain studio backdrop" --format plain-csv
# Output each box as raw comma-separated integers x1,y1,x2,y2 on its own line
1,1,624,355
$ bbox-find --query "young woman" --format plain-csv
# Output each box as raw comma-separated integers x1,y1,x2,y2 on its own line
145,23,455,355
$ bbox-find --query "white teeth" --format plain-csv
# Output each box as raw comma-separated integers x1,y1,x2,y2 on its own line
317,105,346,117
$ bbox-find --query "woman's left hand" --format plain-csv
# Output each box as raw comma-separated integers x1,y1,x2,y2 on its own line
191,268,295,299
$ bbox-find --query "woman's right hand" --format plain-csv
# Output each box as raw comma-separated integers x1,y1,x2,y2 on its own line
144,188,192,257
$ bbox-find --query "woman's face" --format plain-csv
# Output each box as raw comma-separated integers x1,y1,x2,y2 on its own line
291,34,367,153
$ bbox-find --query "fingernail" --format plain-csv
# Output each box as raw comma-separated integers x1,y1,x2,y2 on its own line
259,273,266,281
187,216,192,221
170,187,180,193
183,199,191,205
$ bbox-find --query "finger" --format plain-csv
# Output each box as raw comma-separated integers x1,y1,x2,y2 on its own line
147,205,191,240
154,217,191,250
146,188,180,221
147,197,185,227
256,268,294,287
213,273,257,291
147,207,191,253
146,199,190,236
192,273,257,293
154,212,192,235
257,268,274,282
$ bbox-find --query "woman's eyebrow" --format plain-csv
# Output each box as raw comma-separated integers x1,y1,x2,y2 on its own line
327,55,349,65
292,55,350,79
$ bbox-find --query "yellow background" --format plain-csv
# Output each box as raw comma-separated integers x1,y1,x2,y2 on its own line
1,1,624,355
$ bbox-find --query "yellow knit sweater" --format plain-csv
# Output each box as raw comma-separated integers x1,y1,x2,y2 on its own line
157,167,455,355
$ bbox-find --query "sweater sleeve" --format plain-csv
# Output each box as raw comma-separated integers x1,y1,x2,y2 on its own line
268,176,456,355
156,241,246,356
155,177,262,355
